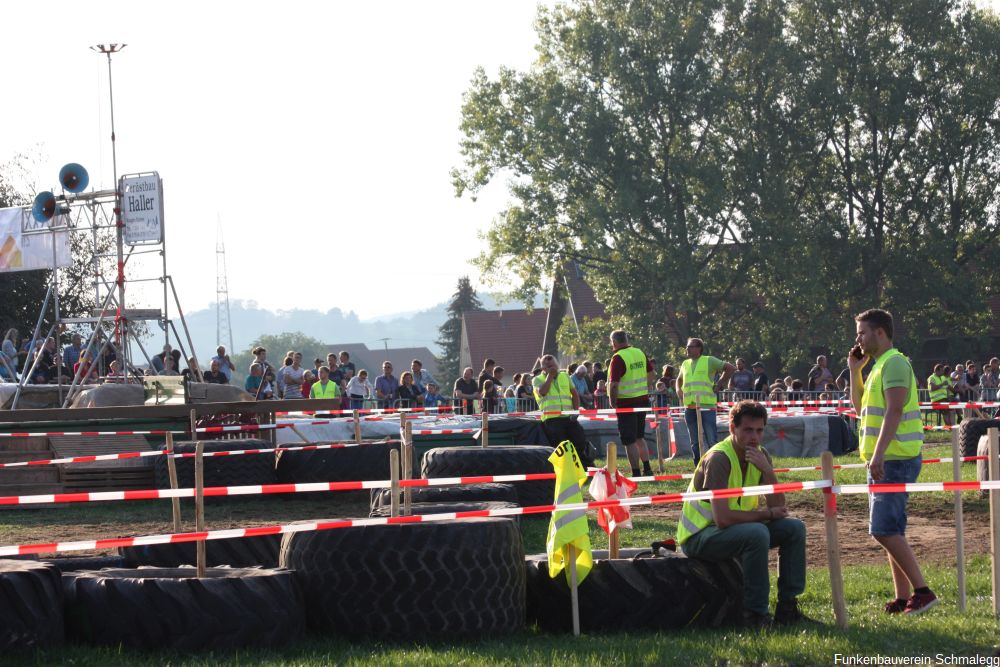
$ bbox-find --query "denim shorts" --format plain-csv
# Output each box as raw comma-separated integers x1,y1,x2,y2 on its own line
868,453,922,536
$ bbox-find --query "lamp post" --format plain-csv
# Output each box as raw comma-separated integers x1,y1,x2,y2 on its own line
90,43,128,372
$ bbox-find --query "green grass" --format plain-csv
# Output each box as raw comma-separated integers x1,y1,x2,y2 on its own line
7,557,999,666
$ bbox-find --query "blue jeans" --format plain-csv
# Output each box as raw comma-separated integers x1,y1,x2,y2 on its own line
682,518,807,615
868,454,922,536
684,408,718,461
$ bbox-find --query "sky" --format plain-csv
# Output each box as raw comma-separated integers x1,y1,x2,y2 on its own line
0,1,544,320
4,0,998,324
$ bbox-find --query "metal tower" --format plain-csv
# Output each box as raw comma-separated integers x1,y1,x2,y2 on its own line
215,215,234,352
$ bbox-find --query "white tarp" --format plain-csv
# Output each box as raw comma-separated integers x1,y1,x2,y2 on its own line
0,207,71,272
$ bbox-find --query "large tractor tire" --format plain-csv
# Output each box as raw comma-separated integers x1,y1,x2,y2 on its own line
369,482,518,514
279,517,525,639
368,501,521,528
63,567,303,650
0,560,64,651
525,548,743,632
153,439,277,493
959,419,1000,458
421,446,555,511
119,534,280,568
276,441,401,488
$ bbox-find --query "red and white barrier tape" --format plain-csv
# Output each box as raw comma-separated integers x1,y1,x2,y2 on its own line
0,429,186,438
0,439,400,469
278,406,456,417
836,481,1000,495
0,480,832,556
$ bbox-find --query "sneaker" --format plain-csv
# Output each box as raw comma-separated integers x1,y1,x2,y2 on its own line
884,598,907,614
903,591,939,615
774,598,821,626
742,609,773,630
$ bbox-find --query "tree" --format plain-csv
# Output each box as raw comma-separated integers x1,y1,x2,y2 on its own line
454,0,1000,370
435,276,483,385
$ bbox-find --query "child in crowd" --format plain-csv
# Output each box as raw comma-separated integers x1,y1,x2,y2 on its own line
301,370,315,398
346,369,372,410
423,382,445,408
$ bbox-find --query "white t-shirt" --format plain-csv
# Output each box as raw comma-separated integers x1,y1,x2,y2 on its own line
283,366,305,399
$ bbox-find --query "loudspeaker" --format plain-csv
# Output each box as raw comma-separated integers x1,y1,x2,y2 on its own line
58,163,89,193
31,191,57,223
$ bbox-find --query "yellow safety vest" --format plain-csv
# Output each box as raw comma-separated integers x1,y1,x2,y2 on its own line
310,380,341,399
533,372,574,421
927,374,948,402
612,347,649,399
681,356,717,408
859,348,923,461
546,440,592,583
676,437,762,545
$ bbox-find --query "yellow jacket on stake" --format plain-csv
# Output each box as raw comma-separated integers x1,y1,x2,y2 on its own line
546,440,592,584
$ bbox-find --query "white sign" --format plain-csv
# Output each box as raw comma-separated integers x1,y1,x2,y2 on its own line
0,207,71,273
121,173,164,244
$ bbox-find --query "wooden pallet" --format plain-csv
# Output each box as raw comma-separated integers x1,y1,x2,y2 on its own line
60,466,154,492
51,435,155,493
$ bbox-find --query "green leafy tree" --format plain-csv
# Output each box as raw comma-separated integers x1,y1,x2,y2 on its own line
455,0,1000,369
435,276,483,386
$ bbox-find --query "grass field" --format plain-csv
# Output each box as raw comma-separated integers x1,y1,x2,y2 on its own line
3,432,999,666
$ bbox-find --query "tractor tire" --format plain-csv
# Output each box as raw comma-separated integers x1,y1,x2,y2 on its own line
63,566,303,651
368,501,521,528
279,517,525,639
421,446,555,512
0,560,64,651
276,441,401,489
153,439,276,494
525,548,743,632
119,534,281,568
369,482,518,514
959,419,1000,458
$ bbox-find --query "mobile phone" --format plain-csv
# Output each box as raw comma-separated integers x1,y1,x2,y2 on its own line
850,345,864,360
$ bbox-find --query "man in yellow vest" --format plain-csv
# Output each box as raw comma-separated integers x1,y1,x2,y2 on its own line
676,401,812,628
849,308,938,615
533,354,594,468
675,337,735,462
926,363,952,427
310,366,342,410
608,330,656,478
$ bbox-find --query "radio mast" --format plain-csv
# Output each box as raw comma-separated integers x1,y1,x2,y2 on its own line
215,215,234,352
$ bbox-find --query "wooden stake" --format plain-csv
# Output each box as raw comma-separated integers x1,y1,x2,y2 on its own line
481,412,489,448
403,419,413,516
389,448,400,518
821,451,848,629
951,428,967,612
289,424,310,443
191,409,206,578
989,427,1000,617
567,543,581,636
694,406,706,459
654,420,666,472
165,432,182,533
353,409,362,444
606,442,620,559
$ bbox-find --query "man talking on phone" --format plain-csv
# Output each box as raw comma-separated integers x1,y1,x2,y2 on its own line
849,308,938,615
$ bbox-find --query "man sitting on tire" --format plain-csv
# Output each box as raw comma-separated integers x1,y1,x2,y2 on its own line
676,400,814,628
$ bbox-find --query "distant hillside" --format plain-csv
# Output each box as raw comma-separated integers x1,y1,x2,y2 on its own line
175,293,545,360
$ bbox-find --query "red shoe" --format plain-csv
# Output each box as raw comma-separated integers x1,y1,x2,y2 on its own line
884,598,907,614
903,591,939,615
